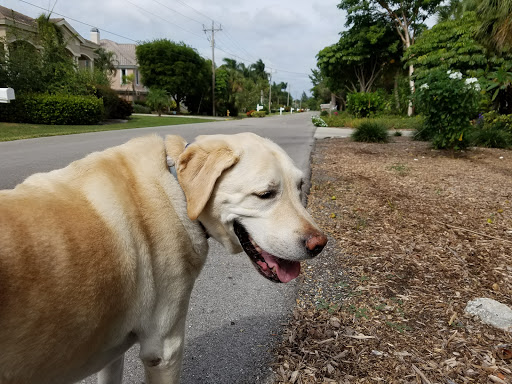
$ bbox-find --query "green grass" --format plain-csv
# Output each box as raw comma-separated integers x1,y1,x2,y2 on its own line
0,115,218,142
324,112,424,131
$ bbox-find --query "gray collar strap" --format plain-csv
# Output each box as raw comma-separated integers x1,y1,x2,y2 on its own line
166,156,178,179
166,142,189,179
165,144,210,238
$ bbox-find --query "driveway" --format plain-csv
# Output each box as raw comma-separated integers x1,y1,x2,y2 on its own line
0,112,318,384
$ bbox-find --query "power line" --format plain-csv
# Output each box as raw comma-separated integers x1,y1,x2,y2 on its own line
17,0,139,42
126,0,206,40
147,0,204,25
173,0,212,23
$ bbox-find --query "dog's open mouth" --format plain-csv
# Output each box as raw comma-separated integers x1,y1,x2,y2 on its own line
233,221,300,283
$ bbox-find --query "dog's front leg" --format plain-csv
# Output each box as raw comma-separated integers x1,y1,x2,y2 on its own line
139,293,191,384
97,354,125,384
140,329,186,384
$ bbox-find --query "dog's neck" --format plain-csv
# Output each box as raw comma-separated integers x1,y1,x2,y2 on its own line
165,147,210,239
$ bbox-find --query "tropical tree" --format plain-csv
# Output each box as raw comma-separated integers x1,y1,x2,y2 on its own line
317,13,400,95
146,88,170,116
404,12,489,79
338,0,443,115
94,47,118,77
136,39,209,113
475,0,512,53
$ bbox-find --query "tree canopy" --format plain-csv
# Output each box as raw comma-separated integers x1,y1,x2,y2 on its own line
136,39,210,113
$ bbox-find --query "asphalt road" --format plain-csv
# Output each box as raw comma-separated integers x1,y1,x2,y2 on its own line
0,112,318,384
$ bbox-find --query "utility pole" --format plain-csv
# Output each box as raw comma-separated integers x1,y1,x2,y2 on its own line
268,69,273,114
204,21,222,116
287,85,290,106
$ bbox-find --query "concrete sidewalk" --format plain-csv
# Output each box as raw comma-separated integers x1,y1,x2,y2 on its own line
314,127,415,139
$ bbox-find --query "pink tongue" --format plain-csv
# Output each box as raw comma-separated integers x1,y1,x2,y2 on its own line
261,251,301,283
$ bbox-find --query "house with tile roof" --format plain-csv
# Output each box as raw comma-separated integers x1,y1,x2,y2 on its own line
90,29,148,101
0,5,98,70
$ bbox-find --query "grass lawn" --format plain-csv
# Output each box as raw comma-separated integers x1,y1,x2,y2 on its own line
0,115,218,142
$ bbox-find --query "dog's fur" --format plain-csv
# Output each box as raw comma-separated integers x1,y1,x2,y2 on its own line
0,133,326,384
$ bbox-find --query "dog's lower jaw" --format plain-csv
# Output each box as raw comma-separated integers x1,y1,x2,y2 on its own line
197,215,243,254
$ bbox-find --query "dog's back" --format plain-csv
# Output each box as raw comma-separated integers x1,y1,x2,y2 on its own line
0,135,170,383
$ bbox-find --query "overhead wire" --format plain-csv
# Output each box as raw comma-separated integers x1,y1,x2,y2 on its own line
17,0,312,85
17,0,139,43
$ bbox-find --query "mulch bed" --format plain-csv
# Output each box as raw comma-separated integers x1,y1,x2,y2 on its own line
272,137,512,384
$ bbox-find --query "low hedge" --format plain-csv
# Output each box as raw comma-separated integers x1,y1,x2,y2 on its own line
133,103,152,114
0,93,104,125
250,111,266,118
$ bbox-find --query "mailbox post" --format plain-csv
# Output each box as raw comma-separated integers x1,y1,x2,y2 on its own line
256,104,264,112
279,107,284,115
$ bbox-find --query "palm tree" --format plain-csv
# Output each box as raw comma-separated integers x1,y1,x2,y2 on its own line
475,0,512,53
94,47,118,77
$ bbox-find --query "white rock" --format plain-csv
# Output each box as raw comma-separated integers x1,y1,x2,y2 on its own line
465,298,512,332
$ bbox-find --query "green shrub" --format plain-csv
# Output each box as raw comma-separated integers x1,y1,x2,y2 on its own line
346,92,386,117
320,110,329,117
323,113,424,131
351,121,389,143
481,111,512,133
312,115,328,127
467,111,512,148
246,109,256,117
0,93,103,124
250,111,266,118
116,99,133,119
469,126,512,148
414,70,481,150
133,103,152,114
93,85,132,119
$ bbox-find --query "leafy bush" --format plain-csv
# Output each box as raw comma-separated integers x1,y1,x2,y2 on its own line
323,113,424,131
414,70,481,150
145,88,170,116
93,85,132,119
250,111,266,118
468,111,512,148
351,121,389,143
312,115,328,127
320,110,329,117
469,126,512,148
0,93,103,124
133,103,152,114
480,111,512,133
116,99,134,119
346,92,386,117
246,110,256,117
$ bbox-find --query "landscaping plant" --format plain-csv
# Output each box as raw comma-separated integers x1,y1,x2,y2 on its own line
414,69,481,150
351,121,389,143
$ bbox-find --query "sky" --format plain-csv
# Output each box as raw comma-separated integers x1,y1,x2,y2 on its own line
2,0,347,99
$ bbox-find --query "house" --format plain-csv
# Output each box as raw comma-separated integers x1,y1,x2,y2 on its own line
90,29,148,101
0,5,99,69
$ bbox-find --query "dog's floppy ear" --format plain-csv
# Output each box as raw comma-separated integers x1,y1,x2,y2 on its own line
177,138,239,220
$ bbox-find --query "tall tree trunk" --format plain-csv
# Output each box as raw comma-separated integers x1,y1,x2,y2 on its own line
394,69,401,112
404,31,415,116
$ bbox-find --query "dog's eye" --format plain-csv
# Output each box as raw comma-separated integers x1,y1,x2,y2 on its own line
255,190,276,199
297,179,304,190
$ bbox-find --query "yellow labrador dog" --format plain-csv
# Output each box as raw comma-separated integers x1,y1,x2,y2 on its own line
0,133,327,384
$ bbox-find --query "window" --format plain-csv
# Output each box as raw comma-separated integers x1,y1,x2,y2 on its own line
121,69,127,85
135,69,139,85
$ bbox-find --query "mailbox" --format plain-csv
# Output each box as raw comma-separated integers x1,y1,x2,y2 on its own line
0,88,15,103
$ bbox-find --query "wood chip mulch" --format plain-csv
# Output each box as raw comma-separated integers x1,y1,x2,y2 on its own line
272,137,512,384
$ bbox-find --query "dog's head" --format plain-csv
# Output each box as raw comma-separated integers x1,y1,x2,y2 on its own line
166,133,327,283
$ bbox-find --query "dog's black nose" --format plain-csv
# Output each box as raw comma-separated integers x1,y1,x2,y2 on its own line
305,233,328,257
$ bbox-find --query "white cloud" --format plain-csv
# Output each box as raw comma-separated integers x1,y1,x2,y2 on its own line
2,0,345,97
